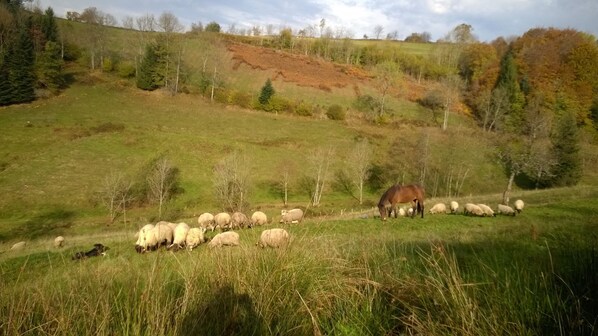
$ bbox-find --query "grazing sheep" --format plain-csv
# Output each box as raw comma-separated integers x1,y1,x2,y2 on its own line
153,222,174,247
477,204,495,217
398,208,407,217
168,222,190,250
464,203,485,217
514,199,525,213
54,236,65,248
208,231,240,248
198,212,215,231
135,224,155,253
251,211,268,227
429,203,447,214
497,204,516,216
450,201,459,214
214,212,232,231
280,208,304,224
257,228,290,248
186,228,206,251
10,241,26,250
231,212,250,229
407,207,414,216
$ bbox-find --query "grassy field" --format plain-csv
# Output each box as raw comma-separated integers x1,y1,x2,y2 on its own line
1,185,597,335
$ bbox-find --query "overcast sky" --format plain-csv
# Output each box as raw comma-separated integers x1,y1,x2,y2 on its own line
37,0,598,42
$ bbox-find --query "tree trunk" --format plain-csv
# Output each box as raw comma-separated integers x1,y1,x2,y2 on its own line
502,171,516,205
442,104,449,131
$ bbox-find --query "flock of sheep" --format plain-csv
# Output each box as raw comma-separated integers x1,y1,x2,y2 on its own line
427,199,525,217
133,209,302,253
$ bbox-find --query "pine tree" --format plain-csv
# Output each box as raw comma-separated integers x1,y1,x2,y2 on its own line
37,41,64,93
42,7,59,43
549,110,582,187
0,52,12,105
137,43,159,90
8,18,36,104
259,78,275,105
496,51,525,133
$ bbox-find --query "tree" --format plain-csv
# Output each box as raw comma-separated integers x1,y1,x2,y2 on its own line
205,21,221,33
213,152,251,212
306,147,334,207
259,78,275,105
373,25,384,39
347,140,371,205
41,7,58,43
8,17,35,104
136,43,159,90
439,74,463,131
374,61,401,118
495,50,525,133
100,172,132,225
445,23,477,44
147,157,179,219
549,110,581,187
37,40,64,93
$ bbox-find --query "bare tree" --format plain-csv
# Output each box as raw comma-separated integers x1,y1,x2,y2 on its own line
306,147,334,207
374,61,401,118
347,140,371,204
439,74,463,131
147,157,177,219
100,172,132,225
213,152,251,212
373,25,384,39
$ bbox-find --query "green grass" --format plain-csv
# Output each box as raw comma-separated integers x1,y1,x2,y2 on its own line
0,187,596,335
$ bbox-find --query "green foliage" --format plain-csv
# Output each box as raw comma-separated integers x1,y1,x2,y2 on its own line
549,111,582,187
326,104,346,120
278,28,292,49
204,21,221,33
37,41,64,93
0,17,36,105
258,78,274,105
136,43,160,91
353,94,380,114
42,7,59,43
116,61,135,78
496,50,525,133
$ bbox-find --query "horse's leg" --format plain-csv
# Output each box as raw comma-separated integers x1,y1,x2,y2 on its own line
410,200,416,218
391,203,397,218
420,200,425,218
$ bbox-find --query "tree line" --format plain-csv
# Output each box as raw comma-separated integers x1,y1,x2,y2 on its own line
0,1,64,106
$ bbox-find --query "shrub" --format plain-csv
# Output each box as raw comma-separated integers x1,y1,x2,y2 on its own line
295,101,313,116
230,90,252,108
117,62,136,78
326,104,346,120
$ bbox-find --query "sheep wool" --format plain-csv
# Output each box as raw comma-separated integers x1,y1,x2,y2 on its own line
280,209,304,224
429,203,447,214
198,212,215,231
54,236,65,248
257,228,290,248
251,211,268,227
450,201,459,214
514,200,525,213
497,204,516,216
186,228,205,250
464,203,484,216
208,231,240,248
477,204,495,217
214,213,232,231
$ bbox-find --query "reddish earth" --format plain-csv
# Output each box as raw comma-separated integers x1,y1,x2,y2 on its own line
228,43,370,92
228,42,428,103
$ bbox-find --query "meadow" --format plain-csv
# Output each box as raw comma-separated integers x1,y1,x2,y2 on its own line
1,185,597,335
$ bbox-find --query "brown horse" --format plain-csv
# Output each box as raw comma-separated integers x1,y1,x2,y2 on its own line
378,184,425,220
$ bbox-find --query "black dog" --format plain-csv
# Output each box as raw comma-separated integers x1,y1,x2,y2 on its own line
72,243,110,260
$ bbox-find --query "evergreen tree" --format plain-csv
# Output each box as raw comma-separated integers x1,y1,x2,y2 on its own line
42,7,59,43
549,110,582,187
259,78,275,105
137,43,159,90
37,41,64,93
7,17,35,104
0,52,12,105
495,50,525,133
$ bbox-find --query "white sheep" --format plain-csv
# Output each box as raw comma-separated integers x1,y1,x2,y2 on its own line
214,212,232,231
397,207,407,217
198,212,215,231
138,222,173,253
257,228,290,248
135,224,155,253
497,204,516,216
231,212,249,229
54,236,65,248
429,203,447,214
450,201,459,214
208,231,240,248
464,203,485,216
168,222,190,250
186,228,206,250
251,211,268,227
514,199,525,213
477,204,495,217
280,208,304,224
407,207,414,216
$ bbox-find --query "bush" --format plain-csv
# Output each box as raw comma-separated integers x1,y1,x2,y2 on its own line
326,104,346,120
117,62,136,78
102,58,114,72
230,90,252,108
295,101,313,116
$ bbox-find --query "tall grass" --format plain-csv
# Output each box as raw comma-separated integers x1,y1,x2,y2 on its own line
1,204,597,335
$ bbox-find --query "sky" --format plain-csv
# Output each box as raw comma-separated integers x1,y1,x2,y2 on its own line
36,0,598,42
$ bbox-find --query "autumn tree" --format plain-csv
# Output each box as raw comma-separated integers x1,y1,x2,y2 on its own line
147,157,179,219
439,74,463,131
213,152,251,212
346,139,371,204
374,61,401,118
